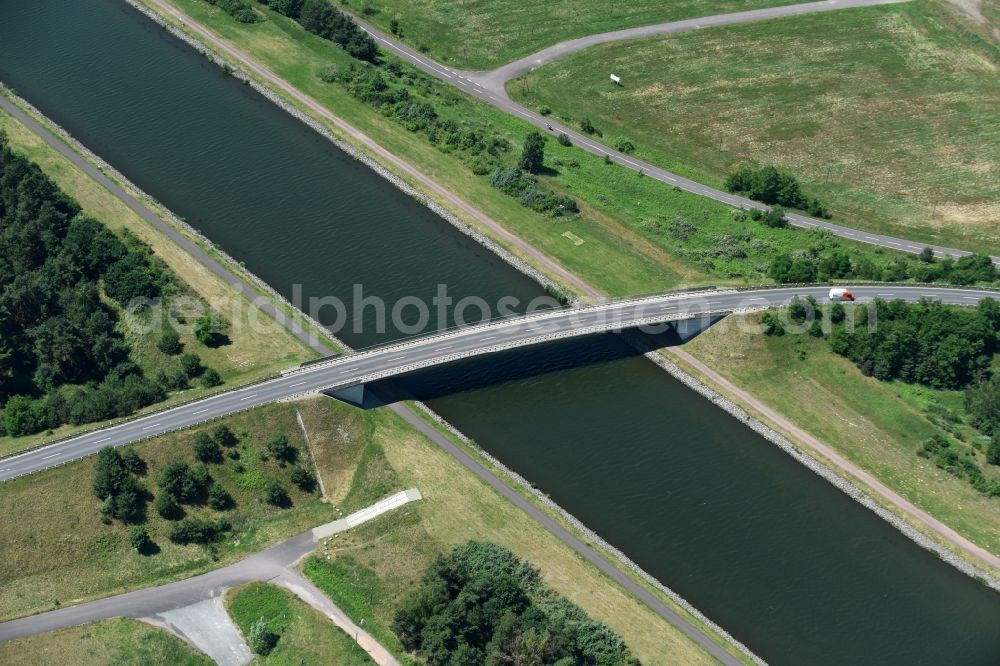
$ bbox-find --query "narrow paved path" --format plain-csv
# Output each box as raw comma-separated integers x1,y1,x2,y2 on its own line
346,0,999,266
2,72,744,662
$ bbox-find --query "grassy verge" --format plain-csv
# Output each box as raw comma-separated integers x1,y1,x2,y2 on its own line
679,312,1000,567
226,582,372,664
0,403,333,622
298,397,745,665
0,102,319,458
511,0,1000,254
341,0,798,69
0,618,211,665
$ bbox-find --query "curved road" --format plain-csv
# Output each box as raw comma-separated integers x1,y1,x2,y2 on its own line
2,284,994,483
346,0,999,266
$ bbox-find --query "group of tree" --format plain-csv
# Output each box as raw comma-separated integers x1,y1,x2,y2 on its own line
489,166,578,217
202,0,262,23
0,132,181,437
260,0,378,62
767,247,998,286
725,164,831,218
829,298,999,390
93,446,148,524
393,541,639,665
917,433,1000,497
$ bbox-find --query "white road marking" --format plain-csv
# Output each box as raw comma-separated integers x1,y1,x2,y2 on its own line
141,423,161,431
192,408,209,415
289,381,307,388
41,453,60,460
238,394,257,401
94,436,111,443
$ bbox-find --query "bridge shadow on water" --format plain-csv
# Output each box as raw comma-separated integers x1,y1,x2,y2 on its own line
326,321,715,409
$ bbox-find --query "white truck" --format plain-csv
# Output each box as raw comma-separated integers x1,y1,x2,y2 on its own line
828,287,855,302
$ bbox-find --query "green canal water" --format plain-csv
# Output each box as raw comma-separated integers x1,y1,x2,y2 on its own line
1,1,999,662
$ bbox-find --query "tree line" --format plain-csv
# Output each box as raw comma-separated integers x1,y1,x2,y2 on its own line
393,541,639,665
259,0,379,62
0,130,222,437
725,164,831,219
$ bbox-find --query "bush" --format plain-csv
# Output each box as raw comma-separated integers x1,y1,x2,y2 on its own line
290,466,317,492
266,433,296,462
579,117,600,136
180,353,204,378
193,431,223,463
200,368,224,388
613,137,636,154
194,314,228,347
725,164,829,218
557,132,571,147
249,617,278,655
155,492,183,520
129,526,152,552
208,482,234,510
213,424,239,447
318,65,338,83
202,0,262,23
157,328,183,355
120,447,147,475
761,206,788,228
167,517,225,545
761,312,785,336
157,459,202,503
538,106,551,116
518,131,546,174
263,478,290,506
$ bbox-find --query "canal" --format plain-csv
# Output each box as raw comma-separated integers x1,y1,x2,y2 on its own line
1,1,998,663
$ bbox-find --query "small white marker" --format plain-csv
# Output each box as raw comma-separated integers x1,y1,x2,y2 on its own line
141,423,161,431
239,394,257,401
41,453,60,460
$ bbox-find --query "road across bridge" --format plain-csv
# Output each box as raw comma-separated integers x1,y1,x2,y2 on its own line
1,285,995,482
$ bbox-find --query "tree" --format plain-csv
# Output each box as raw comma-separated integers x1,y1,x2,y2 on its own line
193,431,223,463
579,117,597,135
2,395,45,437
613,137,635,154
207,482,234,510
987,435,1000,466
167,517,224,544
180,353,203,378
213,424,238,447
290,466,317,492
518,132,545,174
920,247,935,263
194,313,227,347
93,447,131,499
249,616,278,655
129,526,152,552
788,296,809,324
155,492,183,520
966,375,1000,435
266,432,296,462
557,133,571,147
120,447,146,475
157,459,200,503
828,302,846,324
157,328,182,355
263,478,289,506
761,206,788,228
200,367,224,388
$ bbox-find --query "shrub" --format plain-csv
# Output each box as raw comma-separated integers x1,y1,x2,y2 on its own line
155,492,183,520
518,131,546,174
557,132,571,147
208,482,234,510
213,424,238,447
267,433,296,462
157,459,201,503
180,353,204,378
249,617,278,655
290,466,317,492
195,313,228,347
761,206,788,228
613,137,636,154
725,164,829,218
263,478,290,506
761,312,785,336
538,105,551,116
200,368,224,388
193,432,223,463
129,526,152,552
579,117,599,135
167,517,225,545
157,328,182,355
203,0,262,23
120,447,147,475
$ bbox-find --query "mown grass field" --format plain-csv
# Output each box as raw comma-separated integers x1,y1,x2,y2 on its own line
0,403,333,622
0,104,318,458
0,618,211,665
226,582,372,664
511,1,1000,254
349,0,798,69
298,397,742,666
680,312,1000,563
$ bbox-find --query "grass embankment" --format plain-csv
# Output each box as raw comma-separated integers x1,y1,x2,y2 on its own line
226,582,372,664
511,1,1000,254
0,105,318,458
0,403,332,622
297,397,735,665
345,0,798,69
152,0,928,299
0,618,211,665
680,313,1000,564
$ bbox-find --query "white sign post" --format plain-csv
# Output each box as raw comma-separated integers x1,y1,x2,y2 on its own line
610,74,621,85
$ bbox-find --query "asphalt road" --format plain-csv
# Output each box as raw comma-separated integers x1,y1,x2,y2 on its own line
3,284,994,483
350,0,1000,266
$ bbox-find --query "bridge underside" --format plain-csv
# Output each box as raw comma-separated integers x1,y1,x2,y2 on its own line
325,314,725,409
